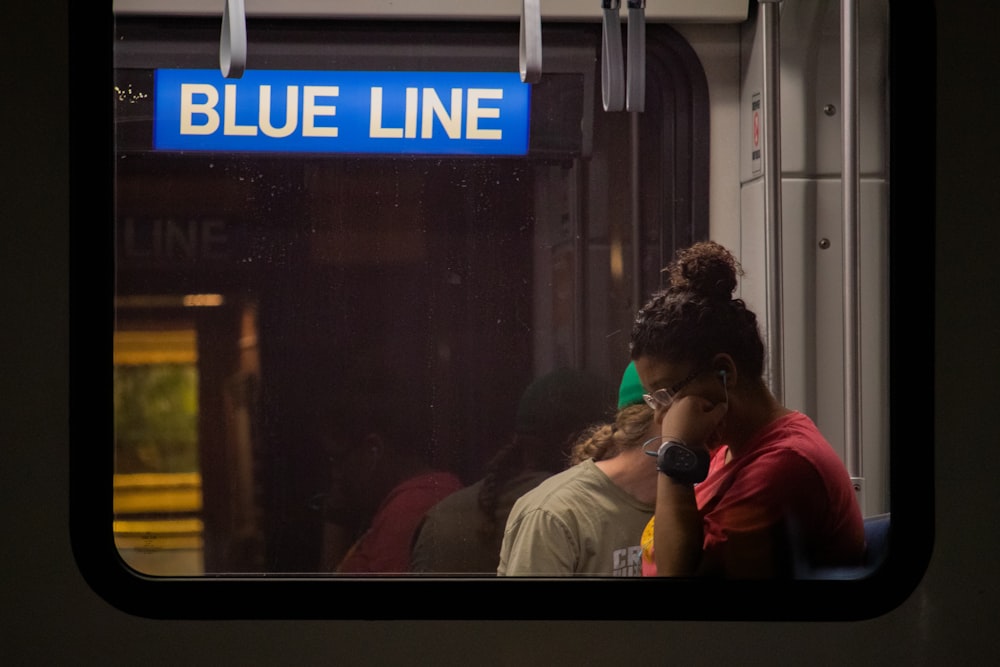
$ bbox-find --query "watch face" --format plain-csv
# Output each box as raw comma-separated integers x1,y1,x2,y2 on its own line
658,442,710,484
663,445,698,471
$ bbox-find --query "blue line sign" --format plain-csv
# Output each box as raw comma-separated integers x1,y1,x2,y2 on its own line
153,70,531,155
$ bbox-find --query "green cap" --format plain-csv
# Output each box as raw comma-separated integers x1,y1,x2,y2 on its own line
617,361,646,409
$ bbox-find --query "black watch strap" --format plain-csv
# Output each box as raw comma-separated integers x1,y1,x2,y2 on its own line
656,440,710,485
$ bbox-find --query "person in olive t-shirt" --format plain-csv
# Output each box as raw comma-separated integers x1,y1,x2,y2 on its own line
497,362,659,576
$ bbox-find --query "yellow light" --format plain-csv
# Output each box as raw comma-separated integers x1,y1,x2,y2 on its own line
183,293,225,307
610,238,624,282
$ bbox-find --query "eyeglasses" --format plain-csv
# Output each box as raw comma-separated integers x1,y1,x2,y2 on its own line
642,366,707,410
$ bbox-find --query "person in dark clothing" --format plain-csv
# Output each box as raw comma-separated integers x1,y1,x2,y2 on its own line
314,347,463,574
409,368,615,575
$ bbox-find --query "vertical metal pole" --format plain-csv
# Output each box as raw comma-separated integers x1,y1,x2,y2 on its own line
760,0,784,402
631,114,642,309
574,163,586,368
841,0,863,493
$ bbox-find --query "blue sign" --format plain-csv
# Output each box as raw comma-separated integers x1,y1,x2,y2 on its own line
153,69,531,155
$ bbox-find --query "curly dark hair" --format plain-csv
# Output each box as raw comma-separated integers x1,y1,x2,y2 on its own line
630,241,765,378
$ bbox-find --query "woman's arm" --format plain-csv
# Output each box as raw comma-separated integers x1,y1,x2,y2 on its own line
652,395,727,576
653,475,703,575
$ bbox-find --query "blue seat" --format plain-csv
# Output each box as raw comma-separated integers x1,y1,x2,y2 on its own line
795,512,891,580
861,512,891,570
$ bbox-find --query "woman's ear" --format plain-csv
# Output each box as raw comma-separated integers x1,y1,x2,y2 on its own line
711,353,736,387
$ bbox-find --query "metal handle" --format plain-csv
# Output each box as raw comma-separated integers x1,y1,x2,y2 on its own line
520,0,542,83
626,0,646,112
220,0,247,79
601,1,625,111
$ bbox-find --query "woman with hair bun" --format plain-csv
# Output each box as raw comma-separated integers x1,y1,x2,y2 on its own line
630,241,864,578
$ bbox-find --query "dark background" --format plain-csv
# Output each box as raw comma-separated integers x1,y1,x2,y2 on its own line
4,1,998,663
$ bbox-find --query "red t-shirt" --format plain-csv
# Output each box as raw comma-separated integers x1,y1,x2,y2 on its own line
642,412,865,577
337,471,463,573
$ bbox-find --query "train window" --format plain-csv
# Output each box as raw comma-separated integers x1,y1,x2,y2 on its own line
108,16,709,578
74,1,934,620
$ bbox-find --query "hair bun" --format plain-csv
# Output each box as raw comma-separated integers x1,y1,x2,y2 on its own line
666,240,742,300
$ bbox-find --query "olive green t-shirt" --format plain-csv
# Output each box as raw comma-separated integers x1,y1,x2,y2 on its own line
497,459,654,576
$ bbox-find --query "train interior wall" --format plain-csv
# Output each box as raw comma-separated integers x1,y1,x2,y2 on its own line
728,0,890,516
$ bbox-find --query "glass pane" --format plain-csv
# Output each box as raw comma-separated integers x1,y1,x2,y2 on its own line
112,18,708,576
113,328,204,575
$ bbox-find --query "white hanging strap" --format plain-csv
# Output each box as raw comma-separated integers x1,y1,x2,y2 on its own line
220,0,247,79
520,0,542,83
626,0,646,112
601,0,625,111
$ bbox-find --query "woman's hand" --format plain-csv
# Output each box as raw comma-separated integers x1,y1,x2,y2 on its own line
657,394,728,448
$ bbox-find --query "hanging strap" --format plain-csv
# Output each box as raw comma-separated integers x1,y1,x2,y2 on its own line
601,0,625,111
520,0,542,83
220,0,247,79
626,0,646,111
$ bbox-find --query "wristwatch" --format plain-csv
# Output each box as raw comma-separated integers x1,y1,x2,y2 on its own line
656,440,710,485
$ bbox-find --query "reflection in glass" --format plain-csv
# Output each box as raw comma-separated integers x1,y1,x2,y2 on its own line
113,328,204,575
112,19,708,575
